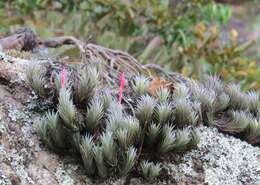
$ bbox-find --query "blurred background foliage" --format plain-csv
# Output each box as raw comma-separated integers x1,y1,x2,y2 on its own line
0,0,259,90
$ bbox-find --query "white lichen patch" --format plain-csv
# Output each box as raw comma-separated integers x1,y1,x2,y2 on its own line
55,161,83,185
163,126,260,185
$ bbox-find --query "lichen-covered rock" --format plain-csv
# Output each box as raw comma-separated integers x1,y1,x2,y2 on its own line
163,126,260,185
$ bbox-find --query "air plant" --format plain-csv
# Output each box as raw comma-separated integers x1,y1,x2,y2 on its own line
132,76,150,97
172,128,190,151
172,84,189,99
35,111,66,150
120,146,137,176
174,98,198,127
191,84,216,112
93,145,108,178
58,87,77,130
116,128,132,149
136,95,156,124
246,91,259,114
30,58,258,182
140,160,161,181
44,111,65,149
225,84,247,110
78,67,99,103
85,98,104,132
223,110,252,133
245,118,260,144
99,89,113,111
188,128,200,149
201,75,223,94
35,114,54,149
26,63,46,97
79,134,95,175
156,87,171,102
106,102,124,132
158,124,175,153
122,116,140,143
101,131,117,165
213,92,230,112
146,123,161,146
191,83,216,123
155,102,173,125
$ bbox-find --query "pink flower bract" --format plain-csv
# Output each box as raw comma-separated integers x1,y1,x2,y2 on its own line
60,68,67,88
118,72,126,104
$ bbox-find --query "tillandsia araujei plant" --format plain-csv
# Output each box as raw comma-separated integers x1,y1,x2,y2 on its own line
27,59,201,180
25,35,259,181
189,75,260,145
28,63,260,180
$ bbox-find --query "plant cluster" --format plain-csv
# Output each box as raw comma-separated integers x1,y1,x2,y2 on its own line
26,54,260,180
188,75,260,145
26,63,200,180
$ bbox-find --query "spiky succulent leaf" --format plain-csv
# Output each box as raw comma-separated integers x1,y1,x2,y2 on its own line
80,134,95,175
140,160,151,180
116,129,133,149
45,111,65,148
225,84,247,109
246,91,259,113
121,116,140,143
191,83,216,113
140,160,161,181
99,90,113,111
188,128,200,149
174,98,198,127
225,110,252,132
101,131,117,165
155,102,173,125
172,128,190,151
146,123,161,146
93,145,107,178
85,98,104,132
173,84,189,98
246,119,260,144
158,124,175,153
120,146,137,176
26,63,46,97
106,102,124,132
136,95,156,124
78,67,99,102
35,116,53,149
156,88,170,102
201,75,223,94
148,163,161,180
214,93,230,112
58,88,77,130
132,76,149,96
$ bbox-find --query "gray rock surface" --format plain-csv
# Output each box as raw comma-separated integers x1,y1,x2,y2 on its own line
163,126,260,185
